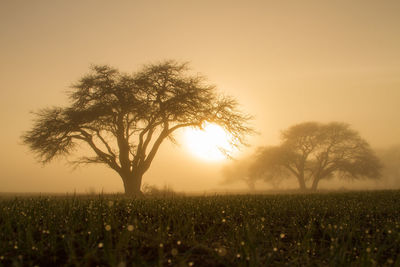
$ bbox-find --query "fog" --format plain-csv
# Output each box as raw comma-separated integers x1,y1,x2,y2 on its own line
1,1,400,193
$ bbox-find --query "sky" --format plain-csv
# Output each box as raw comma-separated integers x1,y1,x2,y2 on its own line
1,0,399,193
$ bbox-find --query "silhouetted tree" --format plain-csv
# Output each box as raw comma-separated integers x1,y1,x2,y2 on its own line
226,122,382,191
221,157,255,190
221,147,290,190
279,122,382,190
376,145,400,188
22,61,253,195
247,146,291,188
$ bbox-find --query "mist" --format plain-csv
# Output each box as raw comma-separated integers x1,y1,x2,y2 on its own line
1,0,400,194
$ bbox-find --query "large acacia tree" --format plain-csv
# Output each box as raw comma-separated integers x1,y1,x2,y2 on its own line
22,61,252,195
226,122,382,191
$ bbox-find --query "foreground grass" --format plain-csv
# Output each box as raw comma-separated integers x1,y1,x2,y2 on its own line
0,191,399,266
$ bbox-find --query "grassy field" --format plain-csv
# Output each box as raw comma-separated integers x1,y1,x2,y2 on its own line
0,191,399,266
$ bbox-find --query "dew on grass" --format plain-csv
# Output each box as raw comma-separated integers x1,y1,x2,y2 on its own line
218,247,227,256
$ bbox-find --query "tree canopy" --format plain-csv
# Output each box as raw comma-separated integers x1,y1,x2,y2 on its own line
224,122,382,191
22,61,253,195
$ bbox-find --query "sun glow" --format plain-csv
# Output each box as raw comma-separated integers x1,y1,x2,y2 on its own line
183,123,236,161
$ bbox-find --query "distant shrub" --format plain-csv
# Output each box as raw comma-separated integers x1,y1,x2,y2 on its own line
142,183,181,197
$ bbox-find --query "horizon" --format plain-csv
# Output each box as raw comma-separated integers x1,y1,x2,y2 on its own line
1,0,400,193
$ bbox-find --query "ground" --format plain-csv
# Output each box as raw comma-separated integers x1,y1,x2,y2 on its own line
0,191,399,266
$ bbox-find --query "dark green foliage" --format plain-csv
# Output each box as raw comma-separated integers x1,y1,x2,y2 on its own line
0,191,399,266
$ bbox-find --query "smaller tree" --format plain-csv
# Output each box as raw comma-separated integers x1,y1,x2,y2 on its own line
376,145,400,188
221,146,290,190
226,122,382,191
247,146,291,189
221,157,256,190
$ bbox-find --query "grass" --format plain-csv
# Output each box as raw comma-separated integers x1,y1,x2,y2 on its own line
0,191,399,266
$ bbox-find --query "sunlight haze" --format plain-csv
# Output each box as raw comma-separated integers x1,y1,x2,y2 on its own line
183,123,237,161
1,0,399,193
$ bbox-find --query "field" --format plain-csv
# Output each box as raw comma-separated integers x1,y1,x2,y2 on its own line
0,191,399,266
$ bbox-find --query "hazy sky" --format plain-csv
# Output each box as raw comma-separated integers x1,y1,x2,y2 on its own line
1,0,399,193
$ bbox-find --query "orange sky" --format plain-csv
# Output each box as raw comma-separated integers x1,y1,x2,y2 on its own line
1,0,399,193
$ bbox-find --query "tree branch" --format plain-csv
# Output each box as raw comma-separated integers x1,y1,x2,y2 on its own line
79,129,120,171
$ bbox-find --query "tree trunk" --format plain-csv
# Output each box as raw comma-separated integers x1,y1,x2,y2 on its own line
311,177,320,191
246,177,255,192
121,173,143,196
296,175,307,191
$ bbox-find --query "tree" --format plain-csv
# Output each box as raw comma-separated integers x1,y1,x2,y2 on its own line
221,147,291,191
229,122,382,191
376,145,400,188
22,61,253,195
221,157,256,190
247,146,291,189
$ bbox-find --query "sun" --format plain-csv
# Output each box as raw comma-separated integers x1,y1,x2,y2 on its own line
183,123,236,161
